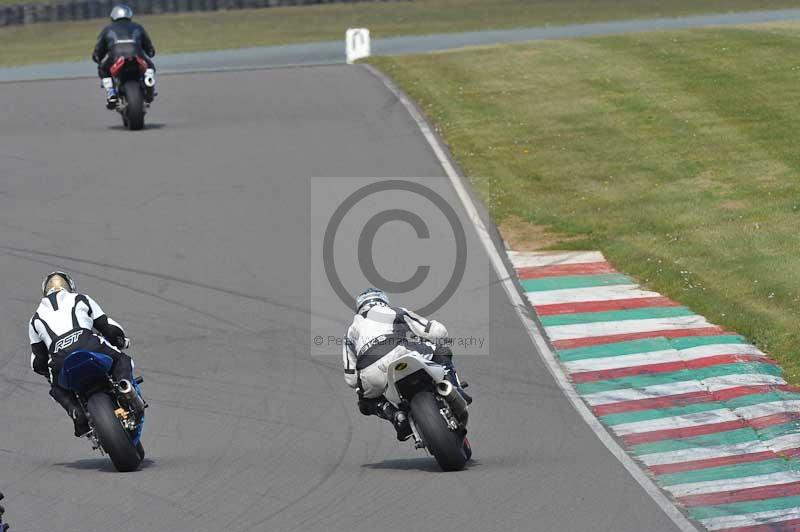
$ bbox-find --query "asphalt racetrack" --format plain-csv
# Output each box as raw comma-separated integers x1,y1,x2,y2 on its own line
0,65,680,531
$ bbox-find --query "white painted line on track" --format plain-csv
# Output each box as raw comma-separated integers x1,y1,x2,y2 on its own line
564,344,766,373
667,471,800,498
507,250,606,267
701,508,800,531
582,374,787,406
611,409,742,435
526,284,665,305
565,349,682,372
680,344,766,359
363,63,699,532
734,400,800,418
639,441,771,466
545,316,713,341
636,433,800,467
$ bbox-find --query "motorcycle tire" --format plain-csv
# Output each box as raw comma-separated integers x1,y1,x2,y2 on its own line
124,80,145,131
87,393,142,472
410,391,469,471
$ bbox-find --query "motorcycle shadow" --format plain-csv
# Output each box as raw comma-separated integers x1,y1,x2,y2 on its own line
55,457,155,473
363,457,475,472
107,123,166,131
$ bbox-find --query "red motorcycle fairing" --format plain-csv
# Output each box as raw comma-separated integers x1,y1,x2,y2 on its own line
109,57,126,77
109,56,148,78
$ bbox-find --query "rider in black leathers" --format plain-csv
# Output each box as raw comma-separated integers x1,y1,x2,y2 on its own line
92,4,156,107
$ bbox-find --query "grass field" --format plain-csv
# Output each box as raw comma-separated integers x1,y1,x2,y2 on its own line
3,0,800,66
370,21,800,381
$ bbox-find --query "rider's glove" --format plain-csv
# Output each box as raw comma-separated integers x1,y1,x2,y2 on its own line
32,356,49,378
112,336,131,350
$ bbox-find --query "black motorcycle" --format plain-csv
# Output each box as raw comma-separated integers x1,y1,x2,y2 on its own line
108,55,155,131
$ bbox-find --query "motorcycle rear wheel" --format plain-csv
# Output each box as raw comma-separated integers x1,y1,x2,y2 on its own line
87,393,142,472
123,80,145,131
410,391,469,471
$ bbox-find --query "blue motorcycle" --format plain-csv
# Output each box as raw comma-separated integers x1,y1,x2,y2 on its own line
58,350,147,472
0,492,9,532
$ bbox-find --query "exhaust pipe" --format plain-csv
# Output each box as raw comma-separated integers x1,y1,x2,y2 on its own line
436,380,469,424
143,69,155,88
118,379,146,413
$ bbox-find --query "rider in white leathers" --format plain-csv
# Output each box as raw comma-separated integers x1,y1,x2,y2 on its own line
29,272,133,437
343,288,470,440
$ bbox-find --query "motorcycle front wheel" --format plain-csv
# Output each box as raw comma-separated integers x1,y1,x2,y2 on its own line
410,391,469,471
87,392,142,472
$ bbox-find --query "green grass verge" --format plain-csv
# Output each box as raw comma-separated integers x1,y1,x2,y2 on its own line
3,0,800,66
369,22,800,382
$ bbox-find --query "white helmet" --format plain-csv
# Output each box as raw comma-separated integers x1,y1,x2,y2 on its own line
355,288,390,313
110,4,133,20
42,271,76,297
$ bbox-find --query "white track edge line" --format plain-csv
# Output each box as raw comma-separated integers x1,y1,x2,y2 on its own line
362,63,698,532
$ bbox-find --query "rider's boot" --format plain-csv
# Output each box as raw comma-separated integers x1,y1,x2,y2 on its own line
110,352,135,384
50,386,90,437
446,365,472,405
102,77,117,109
70,409,91,437
381,402,413,442
433,347,472,405
360,396,413,441
110,353,146,413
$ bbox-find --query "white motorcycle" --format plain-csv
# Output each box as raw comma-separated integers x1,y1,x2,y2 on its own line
385,353,472,471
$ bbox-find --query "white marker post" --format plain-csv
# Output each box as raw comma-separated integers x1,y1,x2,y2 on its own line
346,28,371,64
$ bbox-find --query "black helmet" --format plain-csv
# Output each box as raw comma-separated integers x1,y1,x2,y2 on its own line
110,4,133,20
42,271,76,297
355,288,389,313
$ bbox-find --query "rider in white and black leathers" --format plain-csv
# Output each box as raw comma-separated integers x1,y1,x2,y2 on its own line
29,272,134,437
343,288,471,440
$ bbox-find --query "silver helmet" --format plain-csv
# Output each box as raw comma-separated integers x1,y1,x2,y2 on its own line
42,271,76,297
110,4,133,20
355,288,390,313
